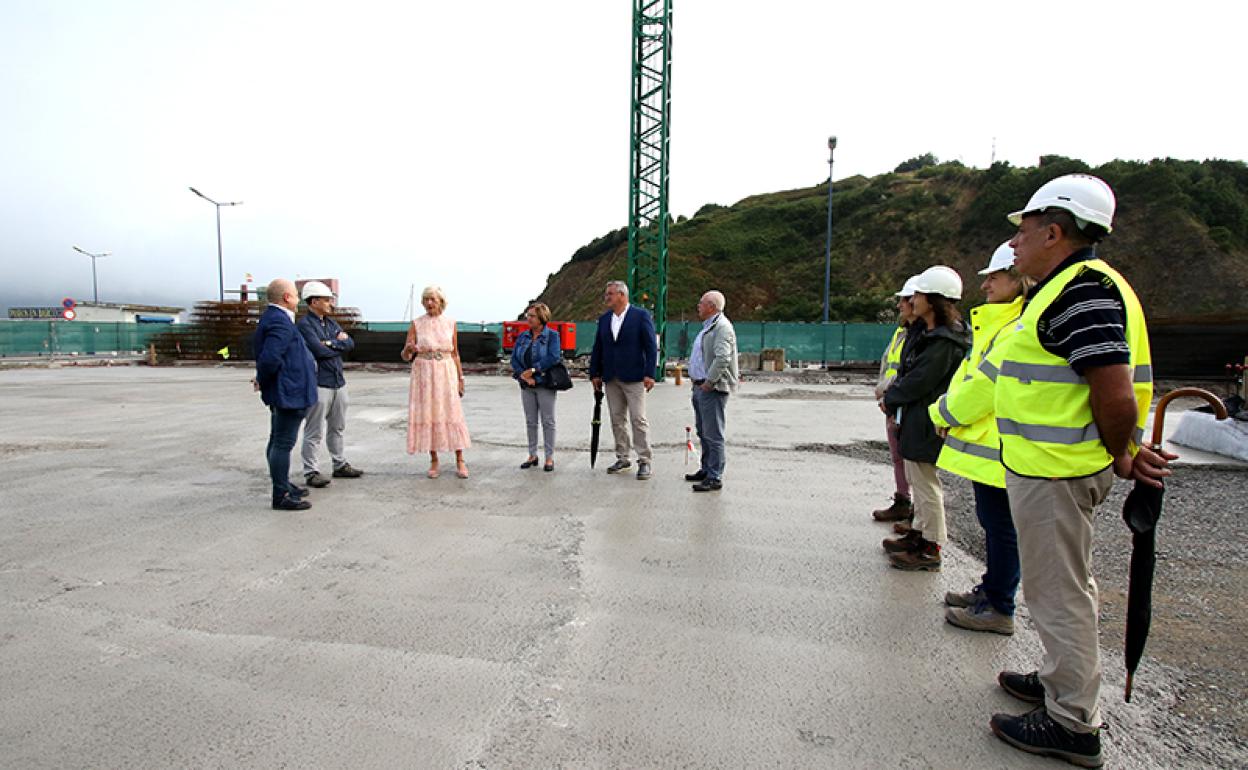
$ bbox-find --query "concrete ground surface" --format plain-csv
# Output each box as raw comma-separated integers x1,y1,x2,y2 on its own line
0,368,1241,769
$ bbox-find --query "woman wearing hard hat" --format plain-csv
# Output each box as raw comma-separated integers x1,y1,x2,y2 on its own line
928,243,1031,634
880,265,970,572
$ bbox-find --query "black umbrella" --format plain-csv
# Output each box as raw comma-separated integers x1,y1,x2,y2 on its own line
1122,386,1227,702
590,389,604,468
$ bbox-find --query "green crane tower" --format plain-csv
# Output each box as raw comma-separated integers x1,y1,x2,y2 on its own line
627,0,672,379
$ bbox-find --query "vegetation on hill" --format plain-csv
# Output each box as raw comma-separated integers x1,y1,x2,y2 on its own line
538,157,1248,323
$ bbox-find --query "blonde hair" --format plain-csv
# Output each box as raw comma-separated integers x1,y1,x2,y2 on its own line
421,285,447,312
527,302,551,325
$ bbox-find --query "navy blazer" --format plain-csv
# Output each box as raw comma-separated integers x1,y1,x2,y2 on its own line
254,305,318,410
589,305,658,383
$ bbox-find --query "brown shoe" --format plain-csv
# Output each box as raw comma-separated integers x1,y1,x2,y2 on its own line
888,540,942,571
892,521,913,536
882,529,923,553
872,493,914,522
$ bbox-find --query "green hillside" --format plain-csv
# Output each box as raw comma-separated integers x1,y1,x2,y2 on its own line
537,156,1248,322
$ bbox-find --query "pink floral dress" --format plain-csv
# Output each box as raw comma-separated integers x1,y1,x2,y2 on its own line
406,314,472,453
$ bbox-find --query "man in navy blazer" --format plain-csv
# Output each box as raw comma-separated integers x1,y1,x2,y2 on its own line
254,278,318,510
589,280,658,480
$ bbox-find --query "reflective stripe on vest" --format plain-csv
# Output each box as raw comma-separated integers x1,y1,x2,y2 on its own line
944,435,1001,462
937,397,964,428
993,258,1152,479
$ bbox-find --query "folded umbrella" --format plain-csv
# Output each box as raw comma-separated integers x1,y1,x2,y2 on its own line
1122,387,1227,702
590,389,604,468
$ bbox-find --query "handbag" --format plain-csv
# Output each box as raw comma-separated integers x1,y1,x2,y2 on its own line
543,362,574,391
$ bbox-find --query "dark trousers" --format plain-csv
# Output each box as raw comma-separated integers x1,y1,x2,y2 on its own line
973,481,1020,616
268,406,307,502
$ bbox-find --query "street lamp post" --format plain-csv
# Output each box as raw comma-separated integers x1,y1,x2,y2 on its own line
72,245,111,304
189,187,243,302
822,135,837,325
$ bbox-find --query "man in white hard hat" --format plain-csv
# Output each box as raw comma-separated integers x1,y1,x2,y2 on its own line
987,174,1175,767
297,281,363,487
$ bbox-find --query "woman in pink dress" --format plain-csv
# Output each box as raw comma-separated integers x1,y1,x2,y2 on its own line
401,286,471,478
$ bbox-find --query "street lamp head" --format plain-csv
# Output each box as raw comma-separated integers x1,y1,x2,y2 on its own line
189,186,218,204
828,135,838,150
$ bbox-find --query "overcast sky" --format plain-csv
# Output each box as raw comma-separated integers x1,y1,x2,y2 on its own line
2,1,1243,321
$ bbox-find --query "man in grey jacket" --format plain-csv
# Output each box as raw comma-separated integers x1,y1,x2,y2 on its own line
685,290,739,492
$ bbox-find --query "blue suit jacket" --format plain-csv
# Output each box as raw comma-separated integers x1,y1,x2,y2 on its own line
589,305,658,382
254,305,318,410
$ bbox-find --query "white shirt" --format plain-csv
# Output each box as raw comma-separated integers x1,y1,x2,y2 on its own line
610,305,629,341
277,305,296,323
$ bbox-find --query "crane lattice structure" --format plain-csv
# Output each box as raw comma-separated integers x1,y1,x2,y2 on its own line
627,0,672,379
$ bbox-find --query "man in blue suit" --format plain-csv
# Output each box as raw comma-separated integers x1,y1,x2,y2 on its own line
589,280,658,480
255,278,318,510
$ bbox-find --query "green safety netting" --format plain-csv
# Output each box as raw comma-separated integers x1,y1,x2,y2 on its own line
0,321,173,357
2,319,897,363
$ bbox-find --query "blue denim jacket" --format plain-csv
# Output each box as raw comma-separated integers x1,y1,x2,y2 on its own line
510,326,562,387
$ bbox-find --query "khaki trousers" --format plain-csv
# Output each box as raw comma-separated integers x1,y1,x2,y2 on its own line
903,460,946,543
1007,467,1114,734
604,379,651,463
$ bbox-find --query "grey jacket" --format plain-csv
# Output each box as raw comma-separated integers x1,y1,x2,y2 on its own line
699,314,739,393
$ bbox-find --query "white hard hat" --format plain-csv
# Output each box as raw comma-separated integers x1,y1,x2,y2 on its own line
979,242,1016,275
1007,173,1116,234
895,275,920,298
911,265,963,300
301,281,335,301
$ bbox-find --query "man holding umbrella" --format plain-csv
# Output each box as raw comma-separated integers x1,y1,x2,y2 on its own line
988,174,1175,767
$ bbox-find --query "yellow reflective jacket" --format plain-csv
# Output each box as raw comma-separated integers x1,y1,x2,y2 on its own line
993,259,1152,479
929,297,1024,487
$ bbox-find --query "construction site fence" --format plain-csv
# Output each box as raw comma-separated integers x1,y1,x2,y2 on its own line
360,321,896,362
0,319,896,363
0,320,173,357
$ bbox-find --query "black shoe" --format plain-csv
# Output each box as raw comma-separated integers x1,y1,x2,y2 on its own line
520,457,539,469
333,463,363,478
543,460,555,472
691,479,722,492
685,469,707,482
288,483,308,497
998,670,1045,704
606,460,632,474
989,708,1102,768
305,472,332,488
272,494,311,511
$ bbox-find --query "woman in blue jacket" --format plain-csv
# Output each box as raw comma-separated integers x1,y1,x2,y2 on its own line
510,302,563,471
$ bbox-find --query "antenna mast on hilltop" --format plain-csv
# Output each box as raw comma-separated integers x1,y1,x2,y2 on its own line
627,0,673,380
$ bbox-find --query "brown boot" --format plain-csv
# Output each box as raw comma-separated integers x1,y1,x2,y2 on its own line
892,521,913,536
872,493,914,522
888,540,942,571
882,528,923,553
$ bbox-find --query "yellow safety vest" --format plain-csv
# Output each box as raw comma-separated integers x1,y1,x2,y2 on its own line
993,259,1152,479
929,297,1023,488
883,325,907,382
